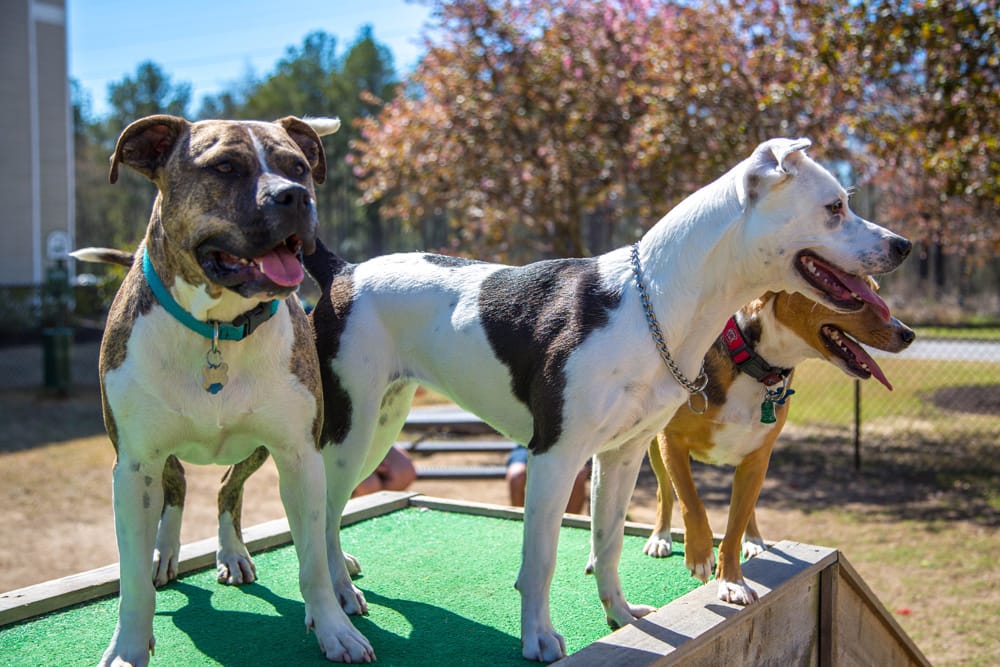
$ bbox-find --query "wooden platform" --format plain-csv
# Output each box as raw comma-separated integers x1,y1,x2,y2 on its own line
0,492,929,666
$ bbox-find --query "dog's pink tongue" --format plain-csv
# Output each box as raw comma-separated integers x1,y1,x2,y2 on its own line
841,335,893,390
255,246,303,287
831,266,891,322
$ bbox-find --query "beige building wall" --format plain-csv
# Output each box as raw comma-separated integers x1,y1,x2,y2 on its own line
0,0,72,286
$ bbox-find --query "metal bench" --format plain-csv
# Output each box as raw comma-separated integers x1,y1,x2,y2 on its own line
403,406,515,479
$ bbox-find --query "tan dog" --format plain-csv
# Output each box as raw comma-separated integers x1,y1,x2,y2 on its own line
643,287,914,604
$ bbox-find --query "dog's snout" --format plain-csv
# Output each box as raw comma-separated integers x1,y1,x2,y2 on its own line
899,324,916,345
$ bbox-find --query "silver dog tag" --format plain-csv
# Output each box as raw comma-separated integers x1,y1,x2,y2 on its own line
203,327,228,394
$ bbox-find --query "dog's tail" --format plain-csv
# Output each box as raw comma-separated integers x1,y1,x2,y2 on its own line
70,247,135,268
303,238,348,290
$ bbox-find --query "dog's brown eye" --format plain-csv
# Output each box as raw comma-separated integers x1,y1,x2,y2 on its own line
214,161,234,174
826,200,844,215
293,161,307,177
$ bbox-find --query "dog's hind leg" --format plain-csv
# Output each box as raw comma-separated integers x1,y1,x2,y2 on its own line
153,455,185,587
588,438,658,629
642,437,674,558
216,446,268,585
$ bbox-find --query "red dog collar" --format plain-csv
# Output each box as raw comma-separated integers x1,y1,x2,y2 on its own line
720,316,791,387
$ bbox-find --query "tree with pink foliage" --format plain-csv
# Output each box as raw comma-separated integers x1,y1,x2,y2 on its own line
353,0,998,262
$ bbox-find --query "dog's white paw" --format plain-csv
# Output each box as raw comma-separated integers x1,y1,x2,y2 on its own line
344,552,362,577
521,627,566,662
605,601,657,629
307,610,375,663
216,547,257,585
152,547,179,587
742,536,766,560
643,532,673,558
100,632,155,667
686,554,716,584
717,578,759,605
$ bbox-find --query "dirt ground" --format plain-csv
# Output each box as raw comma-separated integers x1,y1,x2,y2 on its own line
0,342,996,666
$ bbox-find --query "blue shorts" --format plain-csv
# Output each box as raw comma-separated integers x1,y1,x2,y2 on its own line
506,445,528,467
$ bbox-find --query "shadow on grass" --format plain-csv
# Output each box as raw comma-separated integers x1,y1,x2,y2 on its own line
160,581,526,666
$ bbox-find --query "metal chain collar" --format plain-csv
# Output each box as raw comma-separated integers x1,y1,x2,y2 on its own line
630,242,710,413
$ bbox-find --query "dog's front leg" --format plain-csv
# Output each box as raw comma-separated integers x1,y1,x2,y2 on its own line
516,448,584,662
716,440,774,605
100,453,165,667
588,440,658,629
742,510,766,559
322,442,372,617
664,433,715,582
272,446,374,663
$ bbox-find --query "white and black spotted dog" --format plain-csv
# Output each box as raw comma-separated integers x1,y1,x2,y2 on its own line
297,138,910,662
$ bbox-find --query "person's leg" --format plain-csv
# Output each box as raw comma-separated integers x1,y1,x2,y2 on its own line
565,465,589,515
506,446,529,506
376,445,417,491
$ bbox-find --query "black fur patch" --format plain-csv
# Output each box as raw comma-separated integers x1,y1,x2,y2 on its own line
478,258,622,454
422,254,485,269
310,263,357,446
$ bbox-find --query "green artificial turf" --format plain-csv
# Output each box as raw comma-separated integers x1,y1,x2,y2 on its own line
0,508,702,666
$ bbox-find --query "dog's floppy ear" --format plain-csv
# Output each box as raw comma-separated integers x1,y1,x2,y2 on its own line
109,115,188,184
742,137,812,203
275,116,336,185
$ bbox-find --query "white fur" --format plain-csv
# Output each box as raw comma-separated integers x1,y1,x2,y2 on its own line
102,283,372,665
316,139,909,662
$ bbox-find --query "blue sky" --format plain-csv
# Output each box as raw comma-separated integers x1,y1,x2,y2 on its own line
69,0,432,118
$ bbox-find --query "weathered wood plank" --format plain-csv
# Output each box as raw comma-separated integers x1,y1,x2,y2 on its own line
557,541,838,667
835,556,931,667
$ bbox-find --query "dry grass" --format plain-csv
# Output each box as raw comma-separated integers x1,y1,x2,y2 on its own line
1,343,997,665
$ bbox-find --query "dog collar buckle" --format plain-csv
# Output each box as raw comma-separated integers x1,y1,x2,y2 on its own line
229,300,280,339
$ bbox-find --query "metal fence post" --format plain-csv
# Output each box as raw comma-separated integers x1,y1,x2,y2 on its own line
854,379,862,471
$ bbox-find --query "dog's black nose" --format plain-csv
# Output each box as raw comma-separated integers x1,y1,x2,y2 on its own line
900,325,916,345
890,236,912,262
268,183,311,210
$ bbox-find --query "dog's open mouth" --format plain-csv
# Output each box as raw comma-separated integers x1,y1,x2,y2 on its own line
200,235,305,289
821,324,892,390
795,251,890,321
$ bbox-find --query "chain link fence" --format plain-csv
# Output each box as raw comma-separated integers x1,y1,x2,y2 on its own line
778,333,999,511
